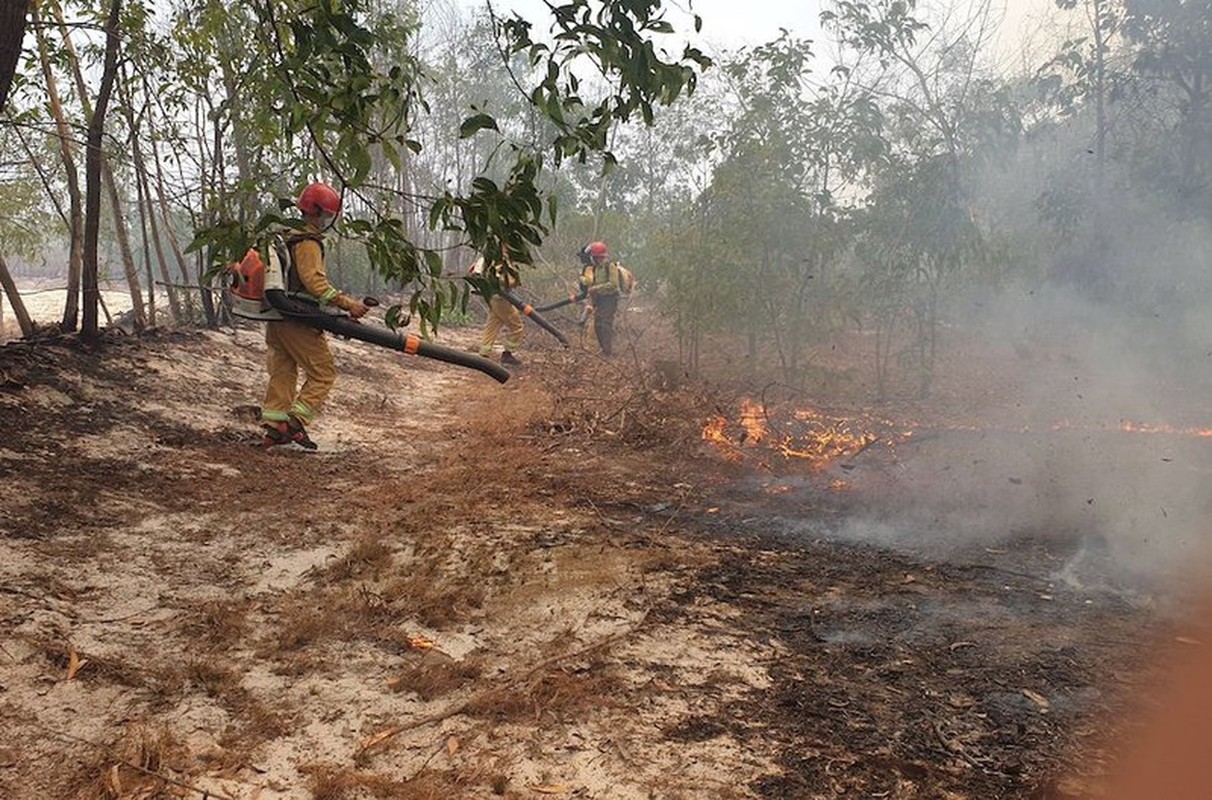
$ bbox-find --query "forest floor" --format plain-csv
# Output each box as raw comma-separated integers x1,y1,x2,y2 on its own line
0,305,1209,799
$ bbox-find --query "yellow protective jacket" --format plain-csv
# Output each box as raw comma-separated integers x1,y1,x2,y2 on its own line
468,256,519,297
578,261,634,299
285,228,358,312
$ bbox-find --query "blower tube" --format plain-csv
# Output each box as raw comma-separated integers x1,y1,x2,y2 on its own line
264,289,510,384
498,290,569,347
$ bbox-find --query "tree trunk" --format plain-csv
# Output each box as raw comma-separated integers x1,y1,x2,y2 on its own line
81,0,123,341
0,253,34,339
143,77,184,321
101,160,147,330
0,0,30,113
136,168,157,327
159,178,199,323
33,5,84,332
55,0,145,332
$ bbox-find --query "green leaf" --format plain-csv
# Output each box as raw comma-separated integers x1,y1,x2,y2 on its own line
459,113,500,138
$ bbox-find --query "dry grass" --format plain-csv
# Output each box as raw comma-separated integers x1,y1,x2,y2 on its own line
174,598,250,651
462,657,623,725
214,692,292,755
21,635,182,696
379,570,487,629
64,723,184,800
183,657,241,698
389,657,484,701
302,763,490,800
270,595,351,651
315,535,395,583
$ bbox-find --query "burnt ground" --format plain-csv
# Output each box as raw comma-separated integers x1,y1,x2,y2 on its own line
0,317,1205,799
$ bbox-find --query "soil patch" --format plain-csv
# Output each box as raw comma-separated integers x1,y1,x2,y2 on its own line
0,321,1198,799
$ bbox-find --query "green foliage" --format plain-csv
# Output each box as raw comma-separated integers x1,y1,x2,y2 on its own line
821,0,929,67
180,0,710,332
498,0,711,164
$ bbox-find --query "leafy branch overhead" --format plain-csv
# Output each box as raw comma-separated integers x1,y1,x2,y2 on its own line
189,0,711,329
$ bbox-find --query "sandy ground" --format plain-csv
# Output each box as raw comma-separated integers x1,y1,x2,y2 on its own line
1,283,136,332
0,311,1207,799
0,322,782,799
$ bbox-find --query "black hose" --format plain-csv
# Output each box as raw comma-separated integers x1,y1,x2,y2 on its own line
264,290,510,383
533,294,581,313
498,290,570,347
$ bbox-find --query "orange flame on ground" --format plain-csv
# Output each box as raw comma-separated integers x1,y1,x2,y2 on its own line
704,401,1212,472
740,399,767,443
1117,421,1212,437
702,398,881,470
701,415,744,463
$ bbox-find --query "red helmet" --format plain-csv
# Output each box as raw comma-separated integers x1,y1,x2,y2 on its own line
587,241,609,259
296,182,342,216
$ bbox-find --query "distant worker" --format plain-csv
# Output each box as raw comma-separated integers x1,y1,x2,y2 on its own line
471,255,524,367
261,181,369,449
576,241,634,357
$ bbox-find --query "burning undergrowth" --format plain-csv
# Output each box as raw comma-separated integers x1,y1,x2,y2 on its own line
700,396,904,473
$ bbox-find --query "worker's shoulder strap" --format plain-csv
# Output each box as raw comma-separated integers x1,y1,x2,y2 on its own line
282,230,324,255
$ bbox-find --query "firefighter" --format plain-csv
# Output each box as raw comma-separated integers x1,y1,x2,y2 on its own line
472,256,524,366
576,241,634,357
260,181,369,449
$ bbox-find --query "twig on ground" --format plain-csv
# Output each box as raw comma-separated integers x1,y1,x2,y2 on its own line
354,625,642,760
42,726,239,800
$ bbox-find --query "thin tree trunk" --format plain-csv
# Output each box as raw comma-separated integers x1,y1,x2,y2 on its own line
142,118,182,319
137,169,156,327
0,253,34,338
81,0,123,341
33,4,83,331
162,185,199,322
55,0,145,331
120,60,159,326
142,163,177,323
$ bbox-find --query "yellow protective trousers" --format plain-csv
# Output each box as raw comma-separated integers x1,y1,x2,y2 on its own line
478,295,524,356
262,319,336,425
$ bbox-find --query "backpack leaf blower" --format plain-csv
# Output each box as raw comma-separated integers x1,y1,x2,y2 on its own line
228,240,509,384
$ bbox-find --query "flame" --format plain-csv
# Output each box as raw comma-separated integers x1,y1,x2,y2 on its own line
701,415,744,463
702,415,728,444
740,399,767,443
1117,421,1212,437
703,399,1212,473
702,398,883,470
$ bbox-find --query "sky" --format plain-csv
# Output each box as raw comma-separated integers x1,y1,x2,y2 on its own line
470,0,1065,70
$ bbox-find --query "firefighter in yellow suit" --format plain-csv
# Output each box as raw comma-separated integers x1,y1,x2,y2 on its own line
261,182,369,449
577,241,635,357
472,256,524,366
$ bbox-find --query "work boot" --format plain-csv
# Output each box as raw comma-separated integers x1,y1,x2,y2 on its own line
262,418,318,451
501,350,522,366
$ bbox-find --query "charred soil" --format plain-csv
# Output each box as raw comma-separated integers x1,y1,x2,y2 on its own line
0,321,1194,799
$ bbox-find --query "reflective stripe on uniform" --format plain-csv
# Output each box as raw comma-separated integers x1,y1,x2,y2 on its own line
290,399,317,422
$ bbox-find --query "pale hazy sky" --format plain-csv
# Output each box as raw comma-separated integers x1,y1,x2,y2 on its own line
476,0,1066,72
